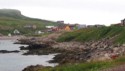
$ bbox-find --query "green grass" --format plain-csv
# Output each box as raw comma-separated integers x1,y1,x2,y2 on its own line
39,56,125,71
57,26,125,44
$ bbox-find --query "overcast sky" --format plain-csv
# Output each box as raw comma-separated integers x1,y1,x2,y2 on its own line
0,0,125,25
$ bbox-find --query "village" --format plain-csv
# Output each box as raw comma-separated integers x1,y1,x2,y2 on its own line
7,18,125,37
7,21,105,37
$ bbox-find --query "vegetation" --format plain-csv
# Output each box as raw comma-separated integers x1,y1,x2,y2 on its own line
0,9,58,35
39,56,125,71
57,26,125,44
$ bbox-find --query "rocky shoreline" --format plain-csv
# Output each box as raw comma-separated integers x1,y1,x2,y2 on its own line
17,33,125,71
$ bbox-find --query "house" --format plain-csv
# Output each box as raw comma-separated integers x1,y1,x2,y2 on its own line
8,33,12,37
64,25,71,31
57,21,64,24
111,19,125,26
24,24,37,29
45,24,77,32
64,24,78,31
13,29,20,35
121,19,125,26
35,31,44,34
45,26,57,32
77,24,86,29
45,26,55,29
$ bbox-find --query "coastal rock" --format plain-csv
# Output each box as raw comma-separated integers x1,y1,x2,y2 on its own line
17,33,125,64
0,50,20,53
23,65,46,71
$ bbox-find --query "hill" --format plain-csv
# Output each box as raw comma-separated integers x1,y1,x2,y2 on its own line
0,9,25,19
0,9,58,35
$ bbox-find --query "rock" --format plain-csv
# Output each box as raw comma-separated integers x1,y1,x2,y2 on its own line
0,50,20,53
23,65,46,71
20,46,28,50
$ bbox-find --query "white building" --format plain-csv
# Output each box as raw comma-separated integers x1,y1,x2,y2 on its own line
8,33,11,37
13,29,20,35
35,31,44,35
45,26,55,28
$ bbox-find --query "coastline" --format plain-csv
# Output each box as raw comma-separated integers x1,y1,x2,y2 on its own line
15,32,125,71
0,36,25,40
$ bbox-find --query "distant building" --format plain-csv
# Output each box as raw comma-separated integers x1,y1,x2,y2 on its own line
64,24,78,31
8,33,12,37
24,24,37,29
121,19,125,26
77,24,86,29
111,19,125,26
57,21,64,24
45,24,78,32
45,26,55,29
35,31,44,34
45,26,57,32
64,25,71,31
13,29,20,35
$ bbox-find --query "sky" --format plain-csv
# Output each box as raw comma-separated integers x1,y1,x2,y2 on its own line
0,0,125,26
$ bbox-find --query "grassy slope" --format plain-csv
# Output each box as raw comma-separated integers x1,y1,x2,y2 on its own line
57,26,125,44
0,9,58,35
40,56,125,71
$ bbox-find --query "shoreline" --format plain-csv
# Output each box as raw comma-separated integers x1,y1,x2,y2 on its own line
0,36,25,40
0,40,57,71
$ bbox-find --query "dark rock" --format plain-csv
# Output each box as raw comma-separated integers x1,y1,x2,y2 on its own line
0,50,20,53
23,65,47,71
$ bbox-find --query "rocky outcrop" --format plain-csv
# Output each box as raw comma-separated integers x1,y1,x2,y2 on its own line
22,47,65,55
17,33,125,64
51,36,125,62
0,50,20,53
16,33,62,51
23,65,48,71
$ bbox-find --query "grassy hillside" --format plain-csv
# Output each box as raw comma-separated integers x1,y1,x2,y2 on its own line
0,9,58,35
38,56,125,71
57,26,125,44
